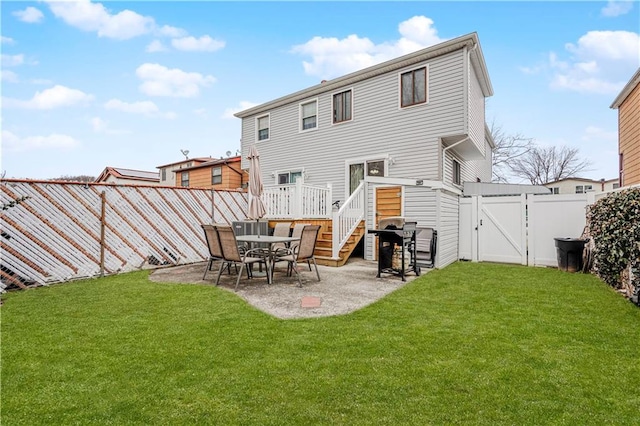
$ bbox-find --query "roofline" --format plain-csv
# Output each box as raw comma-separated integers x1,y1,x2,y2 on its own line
156,157,213,168
610,67,640,109
544,177,618,185
178,156,242,172
235,32,493,119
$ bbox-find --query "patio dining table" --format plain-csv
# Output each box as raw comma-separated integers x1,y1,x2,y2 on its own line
235,235,300,284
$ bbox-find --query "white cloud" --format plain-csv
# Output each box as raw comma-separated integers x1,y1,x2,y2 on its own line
90,116,130,134
30,78,53,85
3,85,94,109
1,54,24,67
581,126,617,143
291,15,445,79
2,130,80,152
1,36,15,44
136,63,216,98
157,25,186,38
104,99,159,114
1,70,19,83
104,98,176,119
146,40,167,53
194,108,207,117
222,101,260,119
45,0,154,40
171,35,225,52
548,30,640,94
13,6,44,23
601,0,634,17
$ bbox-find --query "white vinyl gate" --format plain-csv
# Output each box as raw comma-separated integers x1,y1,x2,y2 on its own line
459,193,594,267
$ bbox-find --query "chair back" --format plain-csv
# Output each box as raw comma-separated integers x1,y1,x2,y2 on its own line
202,224,223,258
216,225,242,262
296,225,320,260
272,222,292,250
289,223,309,250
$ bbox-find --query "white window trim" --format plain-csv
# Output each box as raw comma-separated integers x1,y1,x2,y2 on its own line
398,64,429,110
299,98,319,133
331,87,354,125
255,113,270,142
274,168,305,185
344,154,391,194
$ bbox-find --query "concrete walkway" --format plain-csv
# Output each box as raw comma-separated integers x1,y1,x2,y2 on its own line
149,258,423,319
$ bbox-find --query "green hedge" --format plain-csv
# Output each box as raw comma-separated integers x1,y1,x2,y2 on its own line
586,188,640,297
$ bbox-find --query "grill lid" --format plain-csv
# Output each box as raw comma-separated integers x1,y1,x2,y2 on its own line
379,216,405,229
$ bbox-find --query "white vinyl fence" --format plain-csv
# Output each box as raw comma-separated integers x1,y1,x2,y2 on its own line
0,180,248,288
459,192,595,267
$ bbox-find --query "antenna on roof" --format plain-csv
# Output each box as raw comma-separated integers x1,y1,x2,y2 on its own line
225,150,232,157
180,149,189,160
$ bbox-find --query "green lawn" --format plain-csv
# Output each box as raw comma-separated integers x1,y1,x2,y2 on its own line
2,262,639,425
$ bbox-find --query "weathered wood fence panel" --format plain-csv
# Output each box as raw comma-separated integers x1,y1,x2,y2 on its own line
0,180,248,288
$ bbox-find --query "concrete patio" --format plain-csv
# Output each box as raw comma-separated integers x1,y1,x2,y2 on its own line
149,258,424,319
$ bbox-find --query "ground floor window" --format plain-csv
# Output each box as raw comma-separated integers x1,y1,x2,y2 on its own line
277,170,303,184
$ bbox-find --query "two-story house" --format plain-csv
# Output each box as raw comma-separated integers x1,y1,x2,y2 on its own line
174,155,248,190
610,68,640,187
235,32,494,268
156,157,214,187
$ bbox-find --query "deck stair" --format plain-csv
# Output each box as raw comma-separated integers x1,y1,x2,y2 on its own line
315,220,366,267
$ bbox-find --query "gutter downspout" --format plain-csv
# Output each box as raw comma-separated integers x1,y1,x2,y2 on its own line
442,137,470,182
224,160,245,188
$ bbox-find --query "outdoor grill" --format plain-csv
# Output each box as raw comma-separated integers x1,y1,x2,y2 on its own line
368,217,420,281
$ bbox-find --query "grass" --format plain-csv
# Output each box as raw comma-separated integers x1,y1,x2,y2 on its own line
2,262,639,425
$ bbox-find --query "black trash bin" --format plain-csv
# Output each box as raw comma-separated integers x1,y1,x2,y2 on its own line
554,237,588,272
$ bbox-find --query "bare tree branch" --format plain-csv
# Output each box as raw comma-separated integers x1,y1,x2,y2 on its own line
509,145,592,185
489,120,534,183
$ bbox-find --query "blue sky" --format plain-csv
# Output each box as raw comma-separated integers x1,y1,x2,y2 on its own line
1,1,639,182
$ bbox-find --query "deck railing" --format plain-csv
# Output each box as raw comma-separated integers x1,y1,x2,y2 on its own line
332,181,365,259
263,181,332,219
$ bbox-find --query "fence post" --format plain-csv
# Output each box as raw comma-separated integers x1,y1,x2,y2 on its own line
100,191,106,277
326,183,332,217
294,180,303,219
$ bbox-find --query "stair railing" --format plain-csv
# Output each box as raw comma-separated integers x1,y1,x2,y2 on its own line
332,181,365,259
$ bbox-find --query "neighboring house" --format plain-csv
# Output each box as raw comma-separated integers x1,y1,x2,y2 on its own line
156,157,213,187
544,177,619,195
174,155,248,190
235,32,494,268
95,167,159,186
611,68,640,187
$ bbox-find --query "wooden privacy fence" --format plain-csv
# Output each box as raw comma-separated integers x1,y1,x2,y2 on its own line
0,180,248,289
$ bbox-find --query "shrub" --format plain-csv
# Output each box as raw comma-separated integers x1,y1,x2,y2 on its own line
586,187,640,300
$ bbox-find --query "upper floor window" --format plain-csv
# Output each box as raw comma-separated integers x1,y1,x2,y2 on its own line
333,90,352,123
161,169,167,182
400,66,427,108
550,187,560,194
257,115,269,141
300,100,317,131
211,167,222,185
181,172,189,187
613,183,620,189
452,159,461,185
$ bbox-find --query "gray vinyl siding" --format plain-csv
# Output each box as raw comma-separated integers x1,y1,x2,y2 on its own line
468,60,486,155
240,50,467,203
467,138,493,182
436,190,460,268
